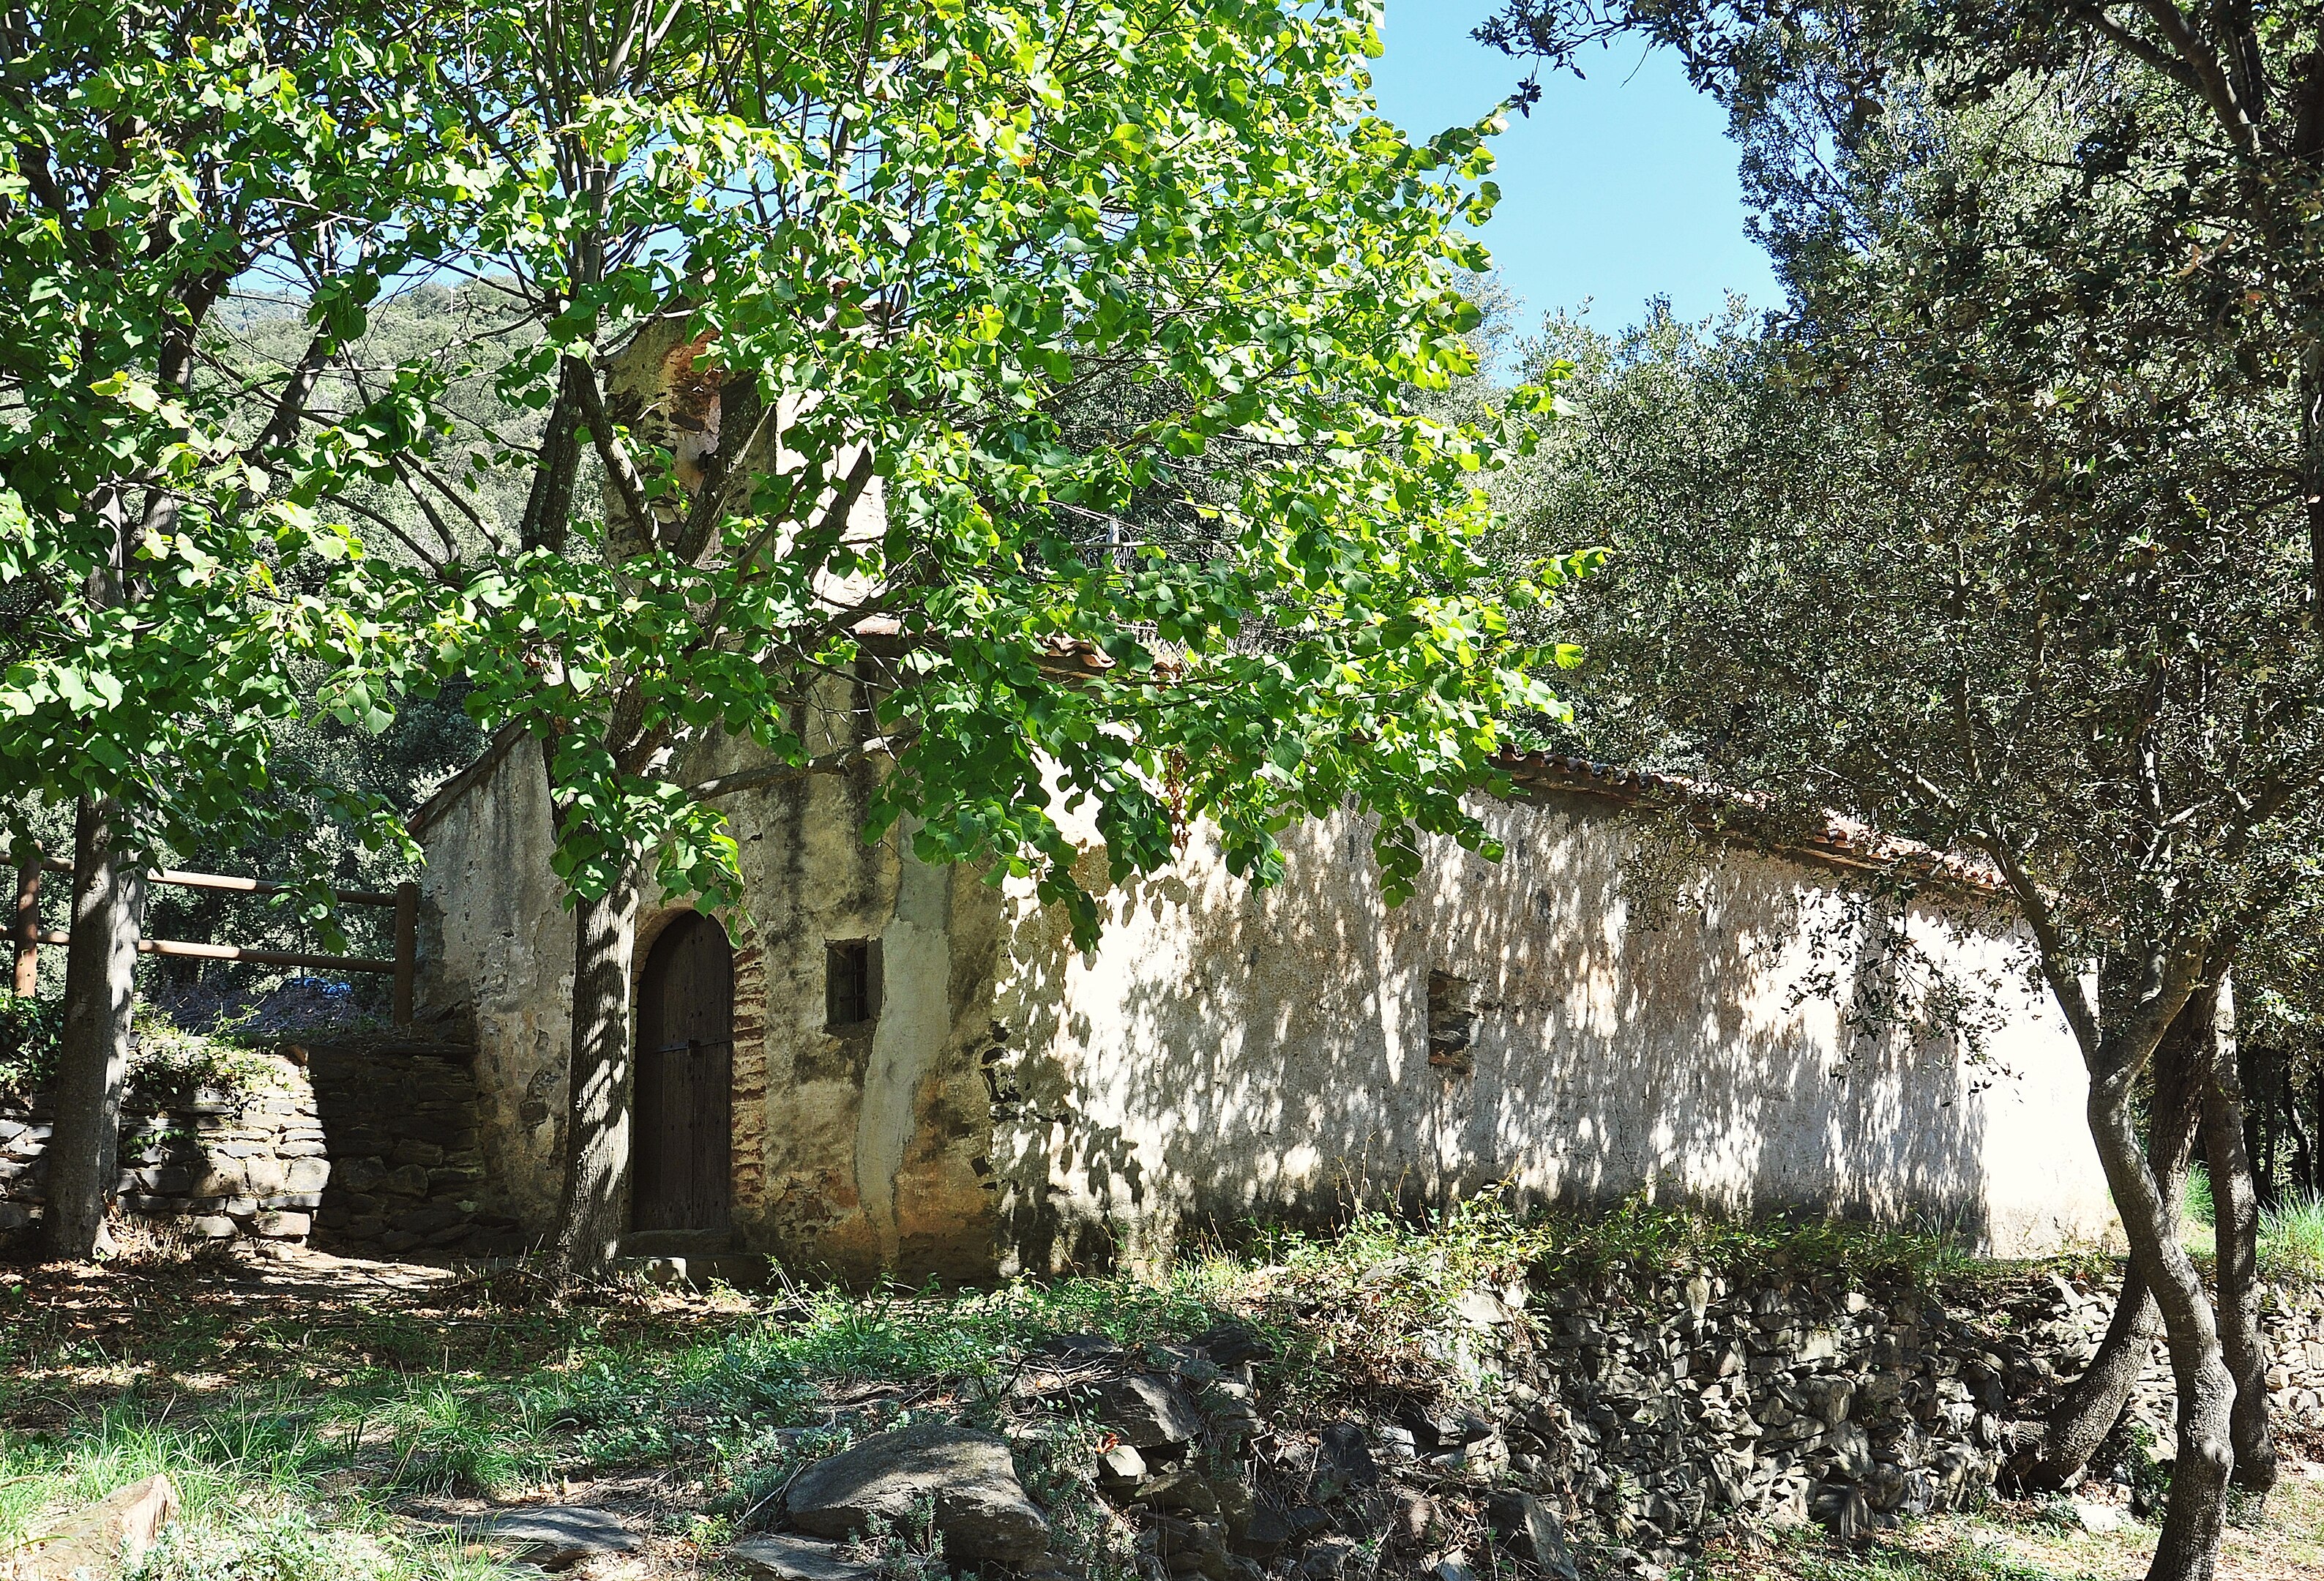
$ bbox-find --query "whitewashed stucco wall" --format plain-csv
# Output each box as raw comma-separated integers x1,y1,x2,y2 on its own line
983,793,2112,1271
412,739,572,1231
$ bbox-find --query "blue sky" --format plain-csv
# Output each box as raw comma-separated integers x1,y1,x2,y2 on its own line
1367,4,1779,332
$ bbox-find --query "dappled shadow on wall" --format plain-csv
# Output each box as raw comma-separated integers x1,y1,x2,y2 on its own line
990,790,2030,1270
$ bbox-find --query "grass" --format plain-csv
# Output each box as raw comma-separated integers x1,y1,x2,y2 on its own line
2259,1191,2324,1283
2178,1165,2324,1282
0,1249,1241,1580
0,1399,522,1581
2184,1165,2220,1262
1689,1479,2324,1581
0,1199,2316,1580
1242,1187,2027,1297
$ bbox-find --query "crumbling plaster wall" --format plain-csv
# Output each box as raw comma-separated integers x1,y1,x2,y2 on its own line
413,739,572,1231
415,741,1003,1278
982,790,2112,1273
704,741,1006,1284
416,684,1010,1279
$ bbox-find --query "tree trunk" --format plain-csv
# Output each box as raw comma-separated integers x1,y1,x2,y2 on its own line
2196,978,2278,1494
2088,1040,2236,1581
2313,1066,2323,1194
2302,334,2324,618
39,798,147,1262
551,834,640,1279
2252,1045,2279,1208
535,323,643,1280
2024,1003,2205,1489
520,365,586,555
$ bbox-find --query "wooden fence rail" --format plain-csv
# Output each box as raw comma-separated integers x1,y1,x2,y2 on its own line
10,848,417,1025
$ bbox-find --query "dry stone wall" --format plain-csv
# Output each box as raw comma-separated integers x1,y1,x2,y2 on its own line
304,1035,528,1256
0,1050,327,1246
1408,1264,2324,1571
720,1267,2324,1581
0,1034,526,1257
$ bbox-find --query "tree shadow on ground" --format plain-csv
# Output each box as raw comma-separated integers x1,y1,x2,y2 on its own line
0,1242,744,1429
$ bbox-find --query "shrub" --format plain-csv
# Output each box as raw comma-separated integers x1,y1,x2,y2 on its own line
0,994,61,1102
0,1000,296,1110
136,1506,386,1581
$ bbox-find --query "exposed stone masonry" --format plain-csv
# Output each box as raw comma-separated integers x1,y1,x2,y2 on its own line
720,1268,2324,1581
0,1050,326,1245
1427,1264,2324,1569
0,1034,527,1257
304,1035,527,1256
729,942,770,1230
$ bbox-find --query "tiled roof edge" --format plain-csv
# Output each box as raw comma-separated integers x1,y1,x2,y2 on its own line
1491,750,2006,897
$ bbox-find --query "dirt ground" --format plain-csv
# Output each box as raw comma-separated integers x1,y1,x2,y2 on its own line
3,1241,2321,1581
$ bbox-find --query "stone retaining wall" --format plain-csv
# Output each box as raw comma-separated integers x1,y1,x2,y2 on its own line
712,1266,2324,1581
0,1051,326,1246
0,1034,527,1257
1473,1264,2324,1568
2045,1269,2324,1438
304,1036,528,1256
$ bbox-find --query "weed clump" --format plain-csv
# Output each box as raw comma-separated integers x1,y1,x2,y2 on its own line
0,1003,295,1110
840,1495,947,1581
136,1504,389,1581
2260,1190,2324,1283
1242,1187,2027,1327
1222,1189,2097,1415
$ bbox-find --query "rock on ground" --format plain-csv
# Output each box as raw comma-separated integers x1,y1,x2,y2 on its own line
3,1473,179,1581
1486,1490,1576,1581
1080,1374,1203,1449
1097,1444,1148,1487
1315,1421,1378,1495
2071,1499,2126,1534
728,1532,884,1581
429,1504,641,1568
786,1421,1050,1565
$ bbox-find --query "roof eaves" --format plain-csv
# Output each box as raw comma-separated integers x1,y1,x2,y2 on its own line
1491,749,2004,897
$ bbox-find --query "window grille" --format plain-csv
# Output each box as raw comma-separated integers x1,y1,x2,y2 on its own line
826,938,882,1028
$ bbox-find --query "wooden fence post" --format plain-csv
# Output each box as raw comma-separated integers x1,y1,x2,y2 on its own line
392,881,418,1026
11,842,37,995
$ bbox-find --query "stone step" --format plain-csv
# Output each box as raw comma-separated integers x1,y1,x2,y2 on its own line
613,1252,770,1290
617,1227,737,1258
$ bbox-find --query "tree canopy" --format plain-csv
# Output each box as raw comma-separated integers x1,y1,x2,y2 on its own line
0,3,452,875
1479,15,2324,1571
0,0,1585,1266
383,0,1580,945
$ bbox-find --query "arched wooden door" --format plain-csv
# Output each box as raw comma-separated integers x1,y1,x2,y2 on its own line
632,912,733,1232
